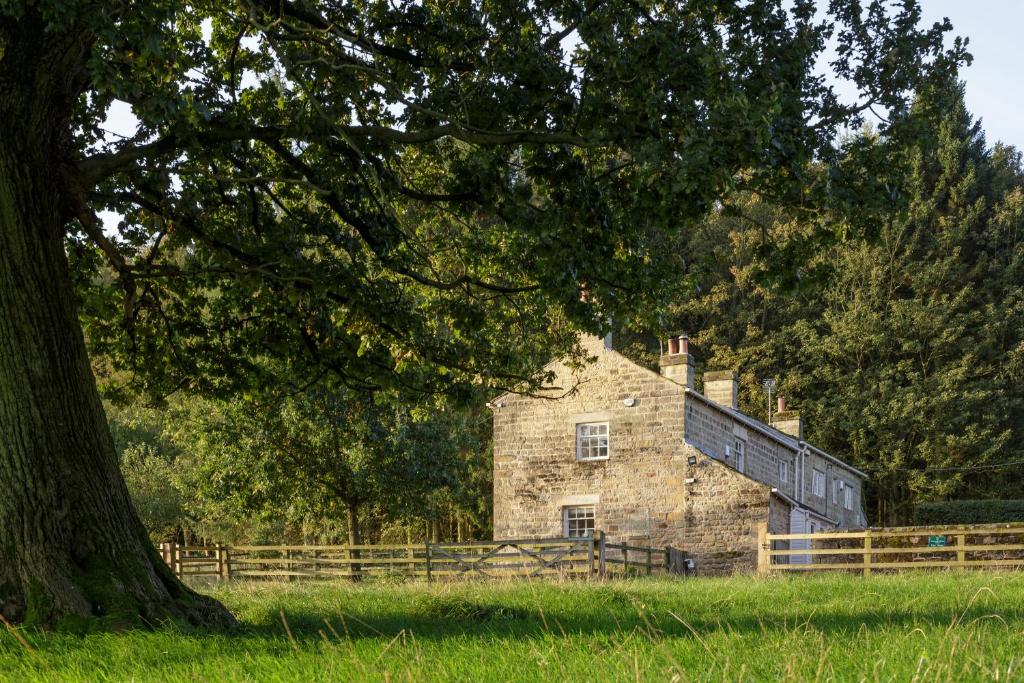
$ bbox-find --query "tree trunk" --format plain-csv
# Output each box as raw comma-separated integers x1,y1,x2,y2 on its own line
0,14,232,629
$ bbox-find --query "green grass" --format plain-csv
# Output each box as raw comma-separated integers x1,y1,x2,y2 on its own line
3,573,1024,681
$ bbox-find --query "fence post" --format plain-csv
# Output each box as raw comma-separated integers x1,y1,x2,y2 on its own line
756,522,769,574
646,547,653,575
159,542,171,569
216,544,229,581
425,541,432,582
623,544,629,574
597,531,606,578
863,531,873,577
587,535,596,578
664,546,671,574
956,533,966,569
407,545,415,579
172,542,182,578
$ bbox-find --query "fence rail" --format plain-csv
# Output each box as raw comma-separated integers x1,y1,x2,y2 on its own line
603,542,688,575
758,523,1024,575
160,531,690,582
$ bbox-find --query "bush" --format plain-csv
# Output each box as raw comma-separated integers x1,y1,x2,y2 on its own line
120,443,184,542
913,500,1024,525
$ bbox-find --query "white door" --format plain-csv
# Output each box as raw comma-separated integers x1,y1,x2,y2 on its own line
789,508,811,564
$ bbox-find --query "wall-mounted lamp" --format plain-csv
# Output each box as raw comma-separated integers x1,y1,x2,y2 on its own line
623,397,636,407
687,455,697,465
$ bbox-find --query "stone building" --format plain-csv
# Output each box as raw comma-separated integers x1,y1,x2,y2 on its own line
491,334,867,575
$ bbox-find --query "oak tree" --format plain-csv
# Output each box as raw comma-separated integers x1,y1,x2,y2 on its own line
0,0,960,626
166,388,465,551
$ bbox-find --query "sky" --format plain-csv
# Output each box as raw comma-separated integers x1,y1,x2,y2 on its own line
900,0,1023,151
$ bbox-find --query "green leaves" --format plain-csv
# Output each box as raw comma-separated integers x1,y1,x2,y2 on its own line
130,380,482,543
653,81,1024,523
55,1,964,405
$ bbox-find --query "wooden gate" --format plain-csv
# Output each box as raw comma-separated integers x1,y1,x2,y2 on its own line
426,539,593,578
666,547,689,575
159,533,688,581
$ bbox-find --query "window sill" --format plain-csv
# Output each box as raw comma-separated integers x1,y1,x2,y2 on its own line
576,456,610,463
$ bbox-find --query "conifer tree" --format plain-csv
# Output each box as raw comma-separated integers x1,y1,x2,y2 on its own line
662,83,1024,523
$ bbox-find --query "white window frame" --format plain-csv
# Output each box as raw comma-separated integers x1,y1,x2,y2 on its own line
778,460,788,484
844,485,854,511
563,505,596,538
576,422,609,461
734,439,746,473
812,468,826,498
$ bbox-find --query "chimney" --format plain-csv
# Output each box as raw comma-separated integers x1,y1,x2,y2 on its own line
659,335,694,389
772,396,803,439
703,370,738,410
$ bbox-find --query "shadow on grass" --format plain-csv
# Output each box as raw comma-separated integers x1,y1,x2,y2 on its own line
225,586,1024,646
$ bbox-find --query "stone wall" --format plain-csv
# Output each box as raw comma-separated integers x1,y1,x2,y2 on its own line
768,495,792,534
492,336,786,575
683,393,865,528
683,397,799,500
671,449,779,574
800,449,864,528
768,495,792,565
492,336,688,543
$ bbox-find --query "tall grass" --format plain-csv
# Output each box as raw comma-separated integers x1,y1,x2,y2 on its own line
2,573,1023,681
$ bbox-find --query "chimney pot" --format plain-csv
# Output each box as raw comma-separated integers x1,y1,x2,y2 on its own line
678,335,689,355
777,396,787,413
660,337,695,389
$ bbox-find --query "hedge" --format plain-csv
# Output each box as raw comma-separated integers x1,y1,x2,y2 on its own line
913,500,1024,525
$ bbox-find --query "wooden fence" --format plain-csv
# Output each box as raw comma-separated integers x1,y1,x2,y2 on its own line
603,540,689,576
160,531,690,582
758,523,1024,574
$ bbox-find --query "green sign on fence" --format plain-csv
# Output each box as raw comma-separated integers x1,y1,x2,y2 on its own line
927,535,947,547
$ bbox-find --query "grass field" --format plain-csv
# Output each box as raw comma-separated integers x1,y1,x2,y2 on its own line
2,572,1024,681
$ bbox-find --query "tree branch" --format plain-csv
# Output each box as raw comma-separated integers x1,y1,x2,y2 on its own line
77,124,283,185
78,120,595,186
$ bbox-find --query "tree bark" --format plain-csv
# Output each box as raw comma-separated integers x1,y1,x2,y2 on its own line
0,13,233,629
